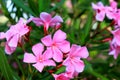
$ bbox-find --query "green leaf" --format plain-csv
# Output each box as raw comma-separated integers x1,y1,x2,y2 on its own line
0,48,20,80
55,66,66,74
80,11,93,45
84,60,109,80
12,0,36,16
48,0,65,12
38,0,51,13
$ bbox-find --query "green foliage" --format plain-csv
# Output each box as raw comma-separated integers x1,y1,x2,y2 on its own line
0,48,20,80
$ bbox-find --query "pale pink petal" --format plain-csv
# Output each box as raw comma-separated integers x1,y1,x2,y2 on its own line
33,62,44,72
96,12,105,21
32,43,44,56
63,57,70,66
53,47,63,62
110,0,117,9
69,44,80,55
41,35,52,46
0,32,6,39
29,17,43,26
53,30,66,42
43,47,53,59
23,52,36,63
53,73,70,80
5,42,16,55
40,12,52,22
43,60,56,66
72,59,84,72
73,46,89,58
5,30,14,41
19,25,29,36
92,3,99,9
57,40,70,53
97,2,104,7
8,34,19,47
50,15,63,24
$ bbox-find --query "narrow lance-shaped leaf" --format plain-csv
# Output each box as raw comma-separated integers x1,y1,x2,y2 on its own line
80,11,93,45
12,0,36,16
0,48,20,80
38,0,51,13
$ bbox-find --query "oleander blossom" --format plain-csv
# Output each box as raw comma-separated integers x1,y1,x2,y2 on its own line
41,30,70,62
92,2,106,21
53,73,70,80
0,18,29,54
111,28,120,46
63,44,89,73
109,42,120,59
28,12,63,33
109,28,120,59
23,43,56,72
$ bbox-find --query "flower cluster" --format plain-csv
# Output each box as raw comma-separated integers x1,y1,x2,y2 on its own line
0,12,89,80
92,0,120,59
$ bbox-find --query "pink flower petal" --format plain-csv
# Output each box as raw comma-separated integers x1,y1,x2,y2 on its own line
43,47,53,59
0,32,6,39
63,58,71,66
50,15,63,24
92,3,99,9
33,62,44,72
41,35,52,46
72,59,84,72
23,52,36,63
53,47,63,62
72,46,89,58
40,12,52,22
29,17,43,26
53,73,70,80
5,30,14,41
97,2,104,7
96,12,105,21
5,42,16,55
43,60,56,66
53,30,66,42
57,40,70,53
8,34,19,47
19,26,29,36
32,43,44,56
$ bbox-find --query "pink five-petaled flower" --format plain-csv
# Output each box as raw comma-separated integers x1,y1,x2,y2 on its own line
53,73,70,80
111,28,120,46
105,0,118,19
41,30,70,62
0,18,29,55
63,44,89,73
29,12,63,34
92,2,106,21
109,42,120,59
23,43,56,72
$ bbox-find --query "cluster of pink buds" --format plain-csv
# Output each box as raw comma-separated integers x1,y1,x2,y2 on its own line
0,12,89,80
92,0,120,59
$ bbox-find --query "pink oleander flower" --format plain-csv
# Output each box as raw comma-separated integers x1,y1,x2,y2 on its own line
63,44,89,73
106,0,118,19
53,73,70,80
28,12,63,33
0,18,29,54
23,43,56,72
111,28,120,46
109,42,120,59
41,30,70,62
0,32,5,39
92,2,106,21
